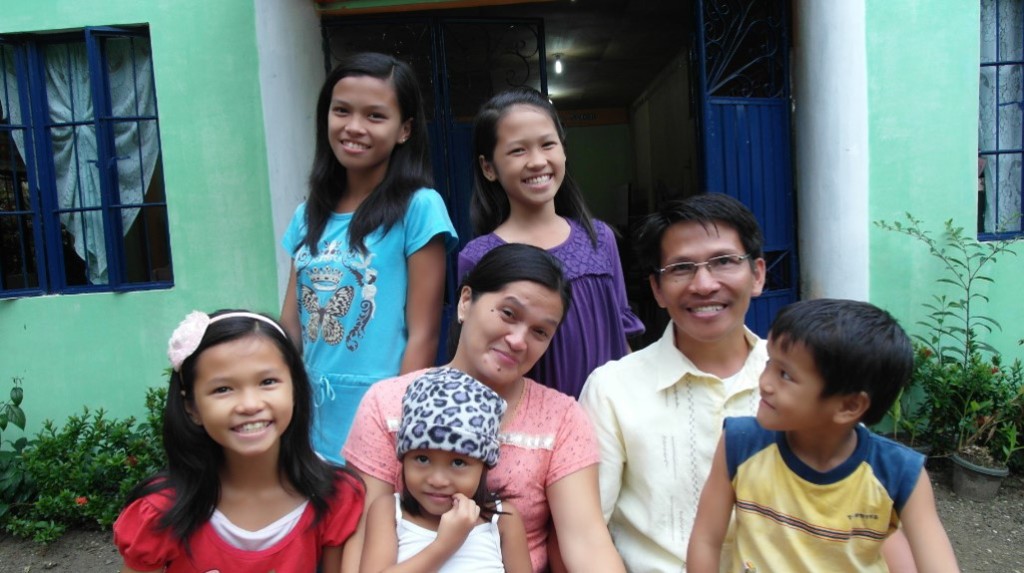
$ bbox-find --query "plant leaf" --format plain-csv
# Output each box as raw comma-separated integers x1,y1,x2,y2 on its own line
7,406,25,430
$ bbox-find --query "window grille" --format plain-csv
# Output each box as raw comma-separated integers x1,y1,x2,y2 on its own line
979,0,1024,238
0,26,171,296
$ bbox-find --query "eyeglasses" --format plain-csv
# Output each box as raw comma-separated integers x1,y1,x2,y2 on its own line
657,254,752,283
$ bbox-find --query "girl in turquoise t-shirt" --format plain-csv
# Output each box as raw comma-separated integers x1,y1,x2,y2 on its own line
280,52,456,463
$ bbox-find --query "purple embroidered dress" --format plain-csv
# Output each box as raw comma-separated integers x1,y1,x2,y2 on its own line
457,218,644,398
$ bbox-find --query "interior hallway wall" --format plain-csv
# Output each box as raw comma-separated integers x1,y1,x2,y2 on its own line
565,123,633,228
630,51,699,212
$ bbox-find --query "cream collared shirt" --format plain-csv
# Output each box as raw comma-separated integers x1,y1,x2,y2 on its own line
579,323,767,573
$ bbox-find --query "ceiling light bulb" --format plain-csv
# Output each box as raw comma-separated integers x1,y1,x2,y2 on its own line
555,55,563,75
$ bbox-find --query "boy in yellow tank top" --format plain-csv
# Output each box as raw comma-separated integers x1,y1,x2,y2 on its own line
687,298,959,572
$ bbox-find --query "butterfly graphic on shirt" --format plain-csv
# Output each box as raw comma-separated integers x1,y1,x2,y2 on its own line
300,284,354,345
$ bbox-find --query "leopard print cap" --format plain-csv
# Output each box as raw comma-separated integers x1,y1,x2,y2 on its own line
396,367,507,467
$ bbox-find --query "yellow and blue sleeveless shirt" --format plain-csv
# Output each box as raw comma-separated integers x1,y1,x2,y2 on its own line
724,417,924,572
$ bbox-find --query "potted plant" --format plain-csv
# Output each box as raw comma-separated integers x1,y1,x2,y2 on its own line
876,214,1023,500
936,355,1024,500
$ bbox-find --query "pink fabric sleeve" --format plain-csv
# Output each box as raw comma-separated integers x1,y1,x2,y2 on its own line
113,494,178,571
545,398,601,487
342,372,423,484
320,472,367,547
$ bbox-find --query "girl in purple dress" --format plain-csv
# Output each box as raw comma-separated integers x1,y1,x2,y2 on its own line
458,87,643,399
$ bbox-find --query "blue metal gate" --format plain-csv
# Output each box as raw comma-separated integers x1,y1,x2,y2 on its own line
694,0,797,335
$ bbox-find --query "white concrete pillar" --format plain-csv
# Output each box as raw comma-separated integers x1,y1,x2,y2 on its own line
792,0,870,300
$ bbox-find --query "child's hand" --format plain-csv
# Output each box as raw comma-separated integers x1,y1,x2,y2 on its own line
436,493,480,547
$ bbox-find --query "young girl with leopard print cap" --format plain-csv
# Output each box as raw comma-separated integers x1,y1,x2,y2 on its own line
359,367,530,573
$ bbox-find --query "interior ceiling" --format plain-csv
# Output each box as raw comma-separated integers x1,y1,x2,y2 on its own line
433,0,691,110
352,0,688,113
322,0,691,111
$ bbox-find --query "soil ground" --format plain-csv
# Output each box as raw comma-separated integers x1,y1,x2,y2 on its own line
0,459,1021,572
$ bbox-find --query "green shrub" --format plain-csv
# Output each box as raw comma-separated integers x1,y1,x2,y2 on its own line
1,386,167,543
0,378,30,523
875,214,1024,471
918,351,1024,465
881,346,931,447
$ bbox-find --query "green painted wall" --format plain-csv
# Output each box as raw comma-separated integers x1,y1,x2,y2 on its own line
0,0,278,435
866,0,1023,361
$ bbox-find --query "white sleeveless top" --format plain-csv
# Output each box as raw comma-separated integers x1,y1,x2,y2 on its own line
394,493,504,571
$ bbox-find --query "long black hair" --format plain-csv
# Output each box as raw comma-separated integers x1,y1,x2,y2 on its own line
125,310,362,545
470,87,597,246
303,52,431,256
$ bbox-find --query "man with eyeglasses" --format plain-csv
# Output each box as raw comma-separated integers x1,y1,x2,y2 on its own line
580,193,914,572
579,193,766,573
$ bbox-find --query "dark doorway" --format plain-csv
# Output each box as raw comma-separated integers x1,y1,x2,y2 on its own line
320,0,795,348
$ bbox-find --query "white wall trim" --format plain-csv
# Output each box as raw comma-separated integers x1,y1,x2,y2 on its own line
254,0,325,305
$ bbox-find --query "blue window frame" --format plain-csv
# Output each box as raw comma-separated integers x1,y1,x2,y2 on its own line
0,26,172,296
979,0,1024,238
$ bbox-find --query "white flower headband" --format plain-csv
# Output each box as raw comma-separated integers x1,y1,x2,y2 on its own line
167,311,287,372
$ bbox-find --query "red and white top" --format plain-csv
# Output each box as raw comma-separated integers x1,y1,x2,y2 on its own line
114,472,363,573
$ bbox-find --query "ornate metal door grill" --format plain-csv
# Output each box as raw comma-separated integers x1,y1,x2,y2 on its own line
695,0,797,335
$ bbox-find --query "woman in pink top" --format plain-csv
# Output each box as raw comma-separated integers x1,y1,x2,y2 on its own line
343,243,624,573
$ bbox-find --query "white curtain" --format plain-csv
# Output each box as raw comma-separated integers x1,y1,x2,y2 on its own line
1,48,29,187
1,35,159,284
979,0,1024,234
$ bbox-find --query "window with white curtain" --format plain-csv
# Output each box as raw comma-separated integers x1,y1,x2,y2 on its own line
0,26,171,296
979,0,1024,238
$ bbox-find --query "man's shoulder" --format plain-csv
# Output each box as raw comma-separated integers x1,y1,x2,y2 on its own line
582,340,667,403
748,332,768,357
591,339,664,378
